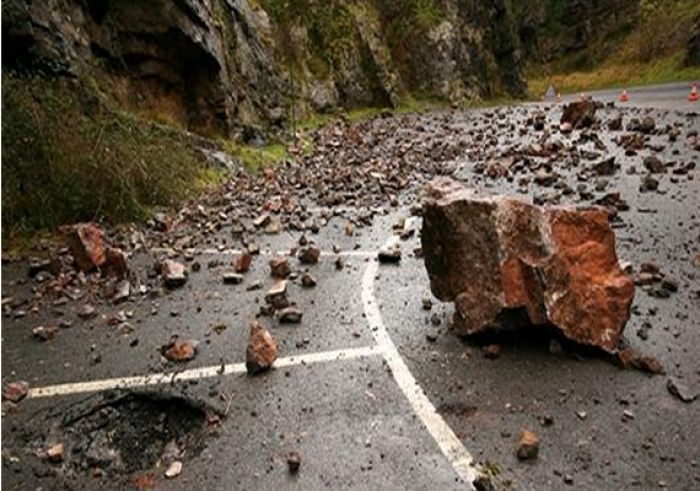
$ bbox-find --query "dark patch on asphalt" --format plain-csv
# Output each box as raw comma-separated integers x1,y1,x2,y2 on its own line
3,390,221,488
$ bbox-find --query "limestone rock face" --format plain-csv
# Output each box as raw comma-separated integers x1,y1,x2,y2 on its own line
421,178,634,353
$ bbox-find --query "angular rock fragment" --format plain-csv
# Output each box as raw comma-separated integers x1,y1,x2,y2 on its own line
301,273,317,288
298,245,321,265
265,281,289,309
161,339,198,362
2,381,29,402
560,100,597,130
103,247,128,278
421,178,634,353
234,251,253,273
222,271,244,284
269,257,291,278
378,245,402,263
246,321,277,374
161,259,187,287
47,443,64,463
278,307,303,324
68,222,106,272
516,429,539,460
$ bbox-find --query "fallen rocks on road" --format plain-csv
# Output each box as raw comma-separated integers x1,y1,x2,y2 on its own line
422,178,635,353
234,251,253,273
298,245,321,265
278,306,303,324
246,321,277,374
161,259,188,288
161,338,198,362
378,245,402,263
560,100,597,131
2,381,29,403
516,429,540,460
68,222,106,272
269,257,291,278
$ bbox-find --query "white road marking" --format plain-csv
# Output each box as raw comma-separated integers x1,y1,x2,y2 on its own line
361,218,478,487
27,345,382,399
150,247,374,257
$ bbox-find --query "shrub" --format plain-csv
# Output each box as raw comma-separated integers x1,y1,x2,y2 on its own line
2,73,209,233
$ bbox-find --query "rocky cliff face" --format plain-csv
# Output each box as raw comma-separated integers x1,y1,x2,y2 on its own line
2,0,285,136
2,0,528,137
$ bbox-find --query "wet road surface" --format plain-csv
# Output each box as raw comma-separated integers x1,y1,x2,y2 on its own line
2,89,699,490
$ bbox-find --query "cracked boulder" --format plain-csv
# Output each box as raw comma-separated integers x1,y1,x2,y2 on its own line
421,178,634,353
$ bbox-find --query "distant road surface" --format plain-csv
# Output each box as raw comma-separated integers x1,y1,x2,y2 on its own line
544,81,699,112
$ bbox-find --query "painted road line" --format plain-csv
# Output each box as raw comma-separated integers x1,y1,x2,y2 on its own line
151,247,375,257
27,345,382,399
361,217,479,488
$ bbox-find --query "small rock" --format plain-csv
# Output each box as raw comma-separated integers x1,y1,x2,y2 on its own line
2,381,29,403
298,245,321,265
335,257,345,270
378,246,401,263
421,297,433,310
47,443,64,463
78,303,97,319
161,260,187,287
246,321,277,374
222,271,244,284
265,281,289,309
643,155,665,174
269,257,291,278
667,378,698,403
473,476,495,491
301,273,317,287
483,344,501,359
113,279,131,303
164,460,183,478
32,325,58,341
103,247,128,278
161,339,198,362
287,451,301,473
234,251,253,273
516,429,539,460
278,307,303,324
68,222,106,272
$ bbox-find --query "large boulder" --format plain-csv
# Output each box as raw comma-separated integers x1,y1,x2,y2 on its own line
421,178,634,353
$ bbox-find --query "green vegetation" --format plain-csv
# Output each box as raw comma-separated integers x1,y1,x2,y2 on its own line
528,51,700,96
528,0,700,97
2,74,219,235
220,140,290,172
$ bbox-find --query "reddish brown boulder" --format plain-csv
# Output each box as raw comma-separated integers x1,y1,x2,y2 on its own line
246,321,277,374
422,178,634,353
68,223,106,272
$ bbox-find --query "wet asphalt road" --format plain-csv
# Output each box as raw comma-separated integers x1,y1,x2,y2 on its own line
2,89,699,490
550,81,699,111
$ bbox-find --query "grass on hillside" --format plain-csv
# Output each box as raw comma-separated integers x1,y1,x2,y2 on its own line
528,51,700,97
528,0,700,97
1,74,222,237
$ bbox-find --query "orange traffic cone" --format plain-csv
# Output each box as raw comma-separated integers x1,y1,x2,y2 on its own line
619,89,629,102
690,83,699,102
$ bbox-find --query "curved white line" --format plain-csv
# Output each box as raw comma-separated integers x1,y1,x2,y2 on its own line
361,221,478,488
